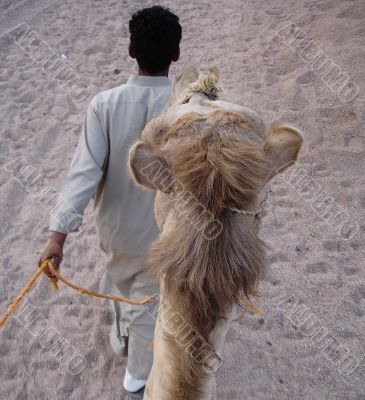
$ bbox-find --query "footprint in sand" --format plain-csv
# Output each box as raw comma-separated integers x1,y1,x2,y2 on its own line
296,71,315,87
14,91,35,104
337,5,365,19
265,7,285,17
343,299,364,318
305,261,328,274
316,0,342,12
322,240,344,252
311,162,330,177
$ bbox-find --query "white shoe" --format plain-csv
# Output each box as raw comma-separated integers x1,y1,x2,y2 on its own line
123,368,147,393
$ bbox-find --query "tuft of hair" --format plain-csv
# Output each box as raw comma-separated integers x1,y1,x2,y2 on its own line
187,67,222,100
129,6,182,73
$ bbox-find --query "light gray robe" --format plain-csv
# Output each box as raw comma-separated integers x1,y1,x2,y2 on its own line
49,75,172,380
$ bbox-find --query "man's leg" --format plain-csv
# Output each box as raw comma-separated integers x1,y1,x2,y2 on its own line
125,268,159,382
99,266,159,391
99,272,129,357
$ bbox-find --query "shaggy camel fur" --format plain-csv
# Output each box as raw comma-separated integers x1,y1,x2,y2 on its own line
128,67,303,400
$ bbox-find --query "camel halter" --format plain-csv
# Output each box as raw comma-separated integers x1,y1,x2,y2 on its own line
228,188,268,222
228,207,258,216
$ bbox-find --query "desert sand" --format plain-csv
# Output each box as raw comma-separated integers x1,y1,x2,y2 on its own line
0,0,364,399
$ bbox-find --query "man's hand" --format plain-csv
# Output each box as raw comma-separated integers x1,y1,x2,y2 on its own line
39,232,67,284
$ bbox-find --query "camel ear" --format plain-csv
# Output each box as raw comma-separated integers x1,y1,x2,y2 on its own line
168,65,199,106
129,141,171,192
264,123,303,178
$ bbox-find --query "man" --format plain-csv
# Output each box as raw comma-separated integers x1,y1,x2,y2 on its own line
39,6,181,398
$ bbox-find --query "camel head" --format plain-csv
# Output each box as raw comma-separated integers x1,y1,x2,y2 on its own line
128,67,303,399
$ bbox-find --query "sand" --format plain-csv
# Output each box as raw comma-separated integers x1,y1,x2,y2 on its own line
0,0,364,399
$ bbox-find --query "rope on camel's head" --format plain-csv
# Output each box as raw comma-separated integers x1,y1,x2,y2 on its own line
0,259,156,328
228,188,269,226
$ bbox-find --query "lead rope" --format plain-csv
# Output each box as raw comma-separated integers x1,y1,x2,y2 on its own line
0,259,156,328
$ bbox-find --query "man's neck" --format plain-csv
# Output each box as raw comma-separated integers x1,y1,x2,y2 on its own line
138,67,169,77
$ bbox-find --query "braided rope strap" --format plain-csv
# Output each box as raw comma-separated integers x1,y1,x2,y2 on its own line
228,188,269,224
0,259,156,328
228,207,257,216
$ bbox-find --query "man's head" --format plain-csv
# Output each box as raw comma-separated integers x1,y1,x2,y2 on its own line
129,6,181,75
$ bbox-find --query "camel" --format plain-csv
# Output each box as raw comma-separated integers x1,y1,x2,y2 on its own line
128,67,303,400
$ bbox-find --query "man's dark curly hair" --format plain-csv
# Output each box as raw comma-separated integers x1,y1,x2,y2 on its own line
129,6,182,74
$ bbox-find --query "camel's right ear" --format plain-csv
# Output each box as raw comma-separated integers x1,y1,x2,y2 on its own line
264,123,303,179
129,141,172,192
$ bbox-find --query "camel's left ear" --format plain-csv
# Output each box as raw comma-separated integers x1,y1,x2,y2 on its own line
168,65,199,106
264,123,303,179
129,141,172,192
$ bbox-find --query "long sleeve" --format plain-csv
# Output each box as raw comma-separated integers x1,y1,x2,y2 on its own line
49,95,108,234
